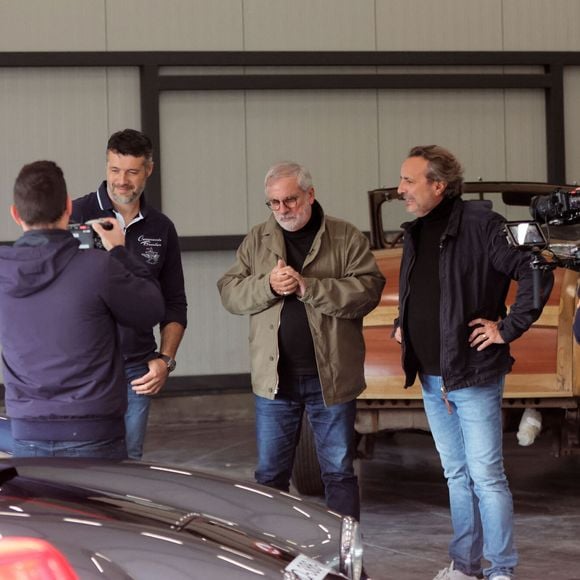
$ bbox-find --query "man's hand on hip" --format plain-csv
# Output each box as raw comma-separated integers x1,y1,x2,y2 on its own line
130,358,169,395
468,318,505,351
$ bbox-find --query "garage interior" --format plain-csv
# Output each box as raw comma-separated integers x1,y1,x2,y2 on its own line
3,3,580,579
144,395,580,580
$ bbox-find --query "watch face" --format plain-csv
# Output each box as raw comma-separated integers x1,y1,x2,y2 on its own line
159,355,176,373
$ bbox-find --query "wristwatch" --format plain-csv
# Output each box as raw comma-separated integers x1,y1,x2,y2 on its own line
157,353,177,373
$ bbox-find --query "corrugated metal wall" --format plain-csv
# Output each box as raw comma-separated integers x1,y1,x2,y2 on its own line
1,0,580,379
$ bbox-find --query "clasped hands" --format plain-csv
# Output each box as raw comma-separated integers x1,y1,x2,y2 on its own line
270,259,306,298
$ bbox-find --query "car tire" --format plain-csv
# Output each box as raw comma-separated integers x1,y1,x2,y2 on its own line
292,417,324,496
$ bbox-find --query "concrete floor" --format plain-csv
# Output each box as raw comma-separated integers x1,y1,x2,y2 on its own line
143,400,580,580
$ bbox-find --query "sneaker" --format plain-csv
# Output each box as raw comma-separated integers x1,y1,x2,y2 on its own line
489,576,511,580
433,561,480,580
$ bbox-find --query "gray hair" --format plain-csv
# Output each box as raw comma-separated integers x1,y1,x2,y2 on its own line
264,162,313,193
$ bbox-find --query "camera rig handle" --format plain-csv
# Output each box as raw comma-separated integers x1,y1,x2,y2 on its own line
530,249,556,311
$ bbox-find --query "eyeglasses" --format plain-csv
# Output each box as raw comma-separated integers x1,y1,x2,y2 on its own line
265,196,300,211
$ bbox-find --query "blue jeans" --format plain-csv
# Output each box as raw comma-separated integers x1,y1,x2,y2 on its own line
12,437,127,459
0,416,13,453
125,363,152,460
254,375,360,520
421,374,517,579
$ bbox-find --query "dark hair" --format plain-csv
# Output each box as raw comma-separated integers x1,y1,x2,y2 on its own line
107,128,153,161
408,145,464,198
13,161,68,225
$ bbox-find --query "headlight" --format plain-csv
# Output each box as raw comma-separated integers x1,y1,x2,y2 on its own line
339,516,363,580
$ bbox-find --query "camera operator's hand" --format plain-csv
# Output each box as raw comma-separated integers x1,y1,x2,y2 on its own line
91,218,124,251
468,318,505,351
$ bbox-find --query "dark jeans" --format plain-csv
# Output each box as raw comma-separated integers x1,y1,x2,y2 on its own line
12,437,127,459
0,417,126,460
254,375,360,520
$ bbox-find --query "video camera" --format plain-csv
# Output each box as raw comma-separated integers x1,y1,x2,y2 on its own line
505,187,580,308
529,188,580,226
68,220,113,250
504,187,580,270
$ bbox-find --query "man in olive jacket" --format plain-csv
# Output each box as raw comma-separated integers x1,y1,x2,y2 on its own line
218,162,385,520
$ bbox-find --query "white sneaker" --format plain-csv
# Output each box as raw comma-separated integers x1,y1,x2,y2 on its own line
433,561,480,580
490,576,511,580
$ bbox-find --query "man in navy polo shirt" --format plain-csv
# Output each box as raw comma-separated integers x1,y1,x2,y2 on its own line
72,129,188,460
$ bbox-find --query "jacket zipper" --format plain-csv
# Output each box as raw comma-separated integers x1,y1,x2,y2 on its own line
273,256,284,396
400,243,416,387
439,236,453,414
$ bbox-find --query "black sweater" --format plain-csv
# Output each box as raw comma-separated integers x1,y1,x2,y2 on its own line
406,197,453,375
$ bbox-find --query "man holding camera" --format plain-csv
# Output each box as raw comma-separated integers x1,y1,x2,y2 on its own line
72,129,187,460
393,145,553,580
0,160,164,458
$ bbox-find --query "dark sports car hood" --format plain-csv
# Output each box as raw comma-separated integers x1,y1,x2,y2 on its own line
0,459,350,579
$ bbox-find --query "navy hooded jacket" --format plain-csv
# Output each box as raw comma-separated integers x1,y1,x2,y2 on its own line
0,229,165,441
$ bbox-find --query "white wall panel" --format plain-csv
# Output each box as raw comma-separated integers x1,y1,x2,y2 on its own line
106,68,142,136
105,0,243,50
503,0,580,50
245,90,379,231
178,251,250,375
0,68,110,240
376,0,503,51
564,68,580,185
502,90,547,220
159,91,247,236
0,0,106,51
243,0,376,51
377,90,507,231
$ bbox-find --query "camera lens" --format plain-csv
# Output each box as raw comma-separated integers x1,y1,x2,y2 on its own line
529,194,553,222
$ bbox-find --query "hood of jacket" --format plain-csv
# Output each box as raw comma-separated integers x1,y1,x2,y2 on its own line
0,229,79,298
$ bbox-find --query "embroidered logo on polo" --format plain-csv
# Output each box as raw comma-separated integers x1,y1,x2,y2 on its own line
138,234,162,264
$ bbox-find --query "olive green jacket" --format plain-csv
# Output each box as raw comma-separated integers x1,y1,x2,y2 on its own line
217,205,385,406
